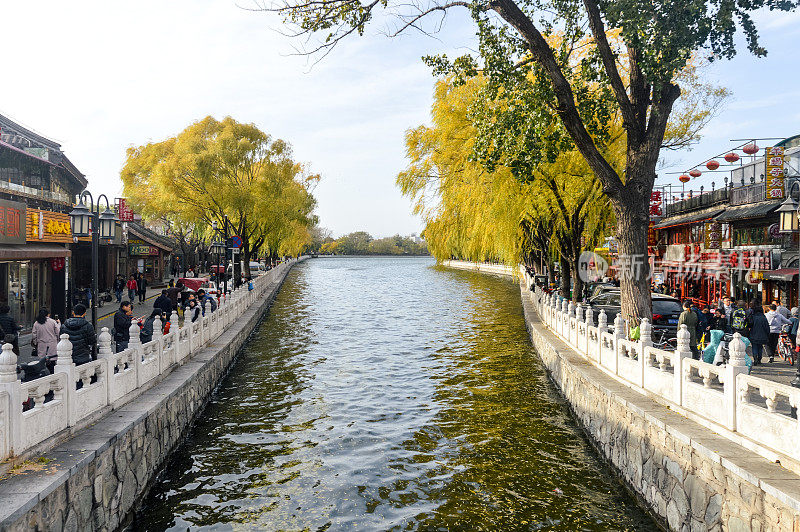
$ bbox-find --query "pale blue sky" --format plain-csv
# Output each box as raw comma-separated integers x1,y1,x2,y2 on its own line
1,1,798,236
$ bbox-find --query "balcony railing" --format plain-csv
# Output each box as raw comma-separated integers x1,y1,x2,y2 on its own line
0,180,72,204
664,187,729,217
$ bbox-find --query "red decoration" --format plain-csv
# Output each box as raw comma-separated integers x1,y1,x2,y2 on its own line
679,174,690,183
706,160,719,170
51,258,65,272
743,143,759,155
689,169,702,177
725,153,740,163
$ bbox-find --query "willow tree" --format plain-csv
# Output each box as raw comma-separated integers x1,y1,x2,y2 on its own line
263,0,788,321
121,116,318,276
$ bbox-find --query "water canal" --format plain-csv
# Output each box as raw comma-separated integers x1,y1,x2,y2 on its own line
134,257,656,530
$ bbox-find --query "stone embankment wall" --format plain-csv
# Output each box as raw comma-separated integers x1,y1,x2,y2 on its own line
444,260,800,532
0,259,304,532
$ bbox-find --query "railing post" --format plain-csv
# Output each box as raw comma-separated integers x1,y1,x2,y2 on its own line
0,343,21,457
639,318,652,387
612,314,624,375
584,307,594,355
726,333,748,430
675,324,692,405
97,327,113,404
129,321,143,386
54,334,77,426
153,315,164,372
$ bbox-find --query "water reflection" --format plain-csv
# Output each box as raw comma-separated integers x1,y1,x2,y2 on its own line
135,257,654,531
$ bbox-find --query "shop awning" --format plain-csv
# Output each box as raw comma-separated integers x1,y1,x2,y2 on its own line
0,244,71,260
653,206,726,229
713,200,782,222
763,268,799,282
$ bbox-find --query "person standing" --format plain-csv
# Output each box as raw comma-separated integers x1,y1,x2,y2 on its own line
140,309,163,344
774,299,791,319
678,301,699,359
153,289,172,316
0,304,22,356
749,304,770,365
766,304,791,363
113,274,125,303
32,308,60,358
137,273,147,304
126,275,138,305
113,302,134,353
60,304,96,365
731,301,749,337
186,299,201,322
167,282,184,312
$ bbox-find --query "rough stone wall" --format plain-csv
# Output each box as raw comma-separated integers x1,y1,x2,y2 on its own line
520,288,800,532
0,266,294,532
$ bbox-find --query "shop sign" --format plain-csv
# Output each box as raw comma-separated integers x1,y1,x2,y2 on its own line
27,210,72,243
647,221,657,247
0,198,26,245
704,222,722,249
118,198,134,222
649,191,663,218
129,238,159,256
765,146,785,199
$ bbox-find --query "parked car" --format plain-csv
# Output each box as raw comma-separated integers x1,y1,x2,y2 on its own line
586,291,683,338
587,283,619,300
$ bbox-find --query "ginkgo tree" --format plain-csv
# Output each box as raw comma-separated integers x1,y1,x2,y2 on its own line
121,116,318,277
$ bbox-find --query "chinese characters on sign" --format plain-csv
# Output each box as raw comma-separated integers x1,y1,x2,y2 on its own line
118,198,134,222
703,222,722,249
649,190,663,218
0,198,26,245
27,210,72,243
765,146,785,199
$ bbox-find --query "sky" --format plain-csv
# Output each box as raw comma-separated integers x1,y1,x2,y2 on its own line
2,2,800,237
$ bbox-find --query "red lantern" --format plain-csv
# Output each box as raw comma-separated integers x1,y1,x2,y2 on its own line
706,160,719,170
679,174,690,183
724,153,740,163
743,143,759,155
689,169,702,178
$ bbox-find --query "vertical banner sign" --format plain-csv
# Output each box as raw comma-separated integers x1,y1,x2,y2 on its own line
704,222,722,249
647,221,657,247
765,146,785,199
117,198,134,221
649,190,663,218
0,198,26,245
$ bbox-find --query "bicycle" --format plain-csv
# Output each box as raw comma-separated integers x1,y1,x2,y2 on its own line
652,329,678,351
777,332,795,365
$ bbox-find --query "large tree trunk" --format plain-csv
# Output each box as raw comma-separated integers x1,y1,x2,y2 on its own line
613,193,652,328
571,258,583,303
242,246,252,278
559,256,570,299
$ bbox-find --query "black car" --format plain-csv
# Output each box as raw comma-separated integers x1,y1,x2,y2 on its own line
586,291,683,338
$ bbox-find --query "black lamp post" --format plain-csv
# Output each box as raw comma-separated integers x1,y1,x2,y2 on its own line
211,217,230,296
69,192,119,351
777,181,800,387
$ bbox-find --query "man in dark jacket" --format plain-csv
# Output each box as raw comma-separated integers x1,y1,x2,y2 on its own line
677,301,699,359
0,304,22,355
153,290,173,316
167,282,184,311
113,275,125,303
195,289,217,316
749,303,770,365
60,304,96,365
113,302,133,353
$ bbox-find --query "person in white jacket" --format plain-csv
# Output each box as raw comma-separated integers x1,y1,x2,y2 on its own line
31,308,60,358
766,304,792,363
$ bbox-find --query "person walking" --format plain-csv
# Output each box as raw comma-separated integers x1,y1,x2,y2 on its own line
731,301,749,337
0,304,22,356
678,300,699,359
113,302,134,353
153,289,173,316
766,303,792,363
113,274,125,304
31,308,60,358
137,273,147,304
60,304,96,365
749,304,770,365
167,282,184,312
126,275,138,305
774,299,791,319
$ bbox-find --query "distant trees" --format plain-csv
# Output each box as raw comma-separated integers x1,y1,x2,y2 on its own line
316,231,428,256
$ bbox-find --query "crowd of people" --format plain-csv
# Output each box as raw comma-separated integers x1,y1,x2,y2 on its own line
677,296,798,366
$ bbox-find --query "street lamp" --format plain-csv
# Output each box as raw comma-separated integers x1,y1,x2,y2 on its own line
777,181,800,387
211,217,230,296
69,191,119,352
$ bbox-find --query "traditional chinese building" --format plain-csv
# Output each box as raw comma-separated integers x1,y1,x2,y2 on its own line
0,113,87,325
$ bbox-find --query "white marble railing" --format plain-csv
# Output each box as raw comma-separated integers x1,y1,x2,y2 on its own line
519,267,800,467
441,260,516,277
0,259,300,461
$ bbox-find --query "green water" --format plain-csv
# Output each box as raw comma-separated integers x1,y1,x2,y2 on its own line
135,257,656,530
